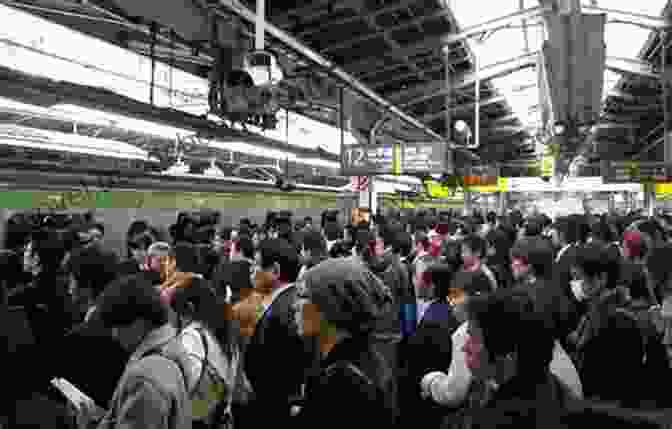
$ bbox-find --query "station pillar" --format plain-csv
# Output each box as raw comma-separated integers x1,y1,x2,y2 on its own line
497,191,507,216
358,178,377,224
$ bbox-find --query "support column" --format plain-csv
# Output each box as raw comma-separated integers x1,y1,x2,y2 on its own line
497,191,507,216
443,45,454,175
663,31,671,168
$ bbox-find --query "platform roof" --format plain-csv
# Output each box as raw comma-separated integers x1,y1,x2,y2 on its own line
0,0,670,173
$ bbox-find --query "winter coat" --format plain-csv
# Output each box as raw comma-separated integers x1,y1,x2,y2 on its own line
98,324,192,429
570,286,644,407
296,336,397,429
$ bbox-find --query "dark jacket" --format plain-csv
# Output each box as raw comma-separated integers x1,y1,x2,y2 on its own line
516,277,577,344
471,372,569,429
214,259,253,303
400,300,459,429
570,287,643,407
296,336,397,429
244,284,308,427
372,252,412,338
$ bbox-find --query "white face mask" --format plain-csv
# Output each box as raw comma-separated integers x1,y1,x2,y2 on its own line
570,279,587,301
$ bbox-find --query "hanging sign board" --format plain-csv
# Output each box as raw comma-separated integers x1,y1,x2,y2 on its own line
402,142,447,175
602,161,672,183
341,143,397,176
341,142,445,176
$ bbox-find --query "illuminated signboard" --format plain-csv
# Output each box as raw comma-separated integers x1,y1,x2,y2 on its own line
341,142,446,176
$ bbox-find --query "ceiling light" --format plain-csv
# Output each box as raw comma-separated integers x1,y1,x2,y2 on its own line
454,120,470,133
52,104,195,140
554,122,566,135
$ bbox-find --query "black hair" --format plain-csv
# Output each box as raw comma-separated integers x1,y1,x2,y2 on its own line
233,235,255,260
95,274,170,328
510,236,555,280
426,263,456,300
257,238,301,283
646,243,672,288
393,231,413,258
466,288,554,378
453,269,493,296
328,240,352,258
324,221,342,241
573,242,620,290
67,246,119,299
302,229,327,255
462,234,487,259
173,242,203,275
170,279,234,357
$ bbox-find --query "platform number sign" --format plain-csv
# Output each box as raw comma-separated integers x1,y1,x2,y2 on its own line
344,146,366,169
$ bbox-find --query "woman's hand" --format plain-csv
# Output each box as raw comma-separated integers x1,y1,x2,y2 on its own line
69,399,105,429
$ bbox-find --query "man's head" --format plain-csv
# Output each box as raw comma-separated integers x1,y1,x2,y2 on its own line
146,242,177,281
254,238,301,291
94,275,170,351
510,236,555,281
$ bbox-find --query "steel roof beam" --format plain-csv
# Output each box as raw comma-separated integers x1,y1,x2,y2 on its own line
419,95,508,122
216,0,450,146
353,4,429,83
605,56,660,79
296,0,420,38
318,7,462,54
582,5,671,31
391,52,538,108
441,5,551,46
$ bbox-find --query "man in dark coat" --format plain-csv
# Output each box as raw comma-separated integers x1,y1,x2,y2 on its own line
244,238,309,428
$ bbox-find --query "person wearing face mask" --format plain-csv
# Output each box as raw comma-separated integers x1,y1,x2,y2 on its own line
568,242,644,408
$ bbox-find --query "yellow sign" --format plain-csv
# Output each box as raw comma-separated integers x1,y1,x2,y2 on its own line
393,144,402,175
423,180,464,201
655,182,672,200
541,145,555,177
470,177,509,193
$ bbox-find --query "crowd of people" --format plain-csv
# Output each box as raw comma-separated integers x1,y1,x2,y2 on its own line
2,206,672,428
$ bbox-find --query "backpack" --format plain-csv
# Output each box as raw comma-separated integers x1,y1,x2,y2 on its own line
144,328,238,429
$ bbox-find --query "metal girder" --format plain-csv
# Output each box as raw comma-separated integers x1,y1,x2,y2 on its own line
353,4,428,82
419,95,508,123
216,0,451,146
0,0,137,27
296,0,420,38
441,5,551,45
345,35,460,73
582,5,670,31
391,52,538,108
594,122,637,130
357,55,463,81
491,113,521,124
605,56,660,79
319,7,458,54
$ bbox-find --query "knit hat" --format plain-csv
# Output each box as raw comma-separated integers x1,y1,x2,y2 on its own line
303,257,392,335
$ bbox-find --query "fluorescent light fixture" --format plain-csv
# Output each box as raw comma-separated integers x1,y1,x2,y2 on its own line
52,104,194,140
165,160,190,175
0,124,149,160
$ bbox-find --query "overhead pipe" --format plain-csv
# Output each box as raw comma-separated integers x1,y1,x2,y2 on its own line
216,0,453,147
